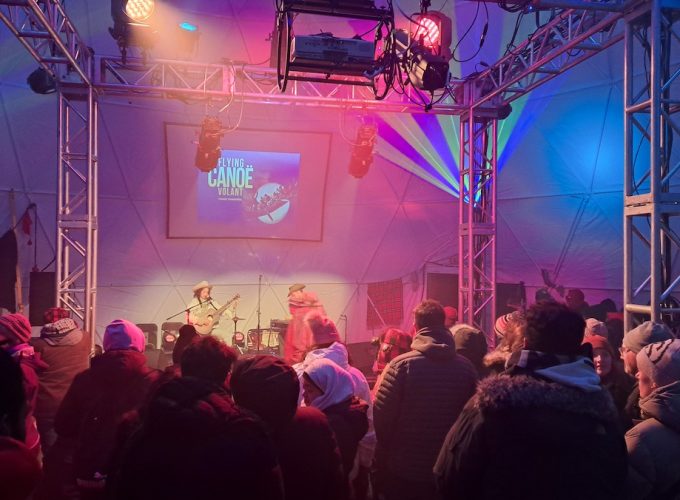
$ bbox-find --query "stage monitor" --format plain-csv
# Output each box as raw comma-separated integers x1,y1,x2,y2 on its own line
165,123,331,241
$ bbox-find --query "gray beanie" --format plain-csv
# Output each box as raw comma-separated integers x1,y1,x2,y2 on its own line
623,321,674,353
636,339,680,387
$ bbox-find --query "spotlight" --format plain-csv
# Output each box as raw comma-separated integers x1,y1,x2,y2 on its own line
124,0,155,23
349,123,377,179
161,331,177,353
195,116,224,172
109,0,158,57
411,11,452,59
405,46,450,92
176,22,200,58
27,68,56,94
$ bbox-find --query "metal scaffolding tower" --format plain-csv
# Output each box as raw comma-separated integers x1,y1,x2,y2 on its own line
0,0,97,334
623,0,680,332
459,114,497,339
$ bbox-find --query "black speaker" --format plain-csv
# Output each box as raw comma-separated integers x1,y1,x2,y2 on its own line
136,323,159,349
346,341,378,378
29,272,55,326
426,273,458,308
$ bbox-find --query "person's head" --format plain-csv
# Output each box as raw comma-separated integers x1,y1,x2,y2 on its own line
636,339,680,398
524,302,585,356
0,314,32,350
413,300,446,330
495,311,526,352
583,335,615,378
172,324,199,365
103,319,146,353
232,355,298,433
451,324,488,372
181,336,238,386
584,318,608,338
0,437,42,500
621,321,674,375
443,306,458,328
565,288,586,310
43,307,70,325
192,281,212,301
304,311,340,348
375,327,411,372
0,350,25,441
302,358,354,411
535,288,554,303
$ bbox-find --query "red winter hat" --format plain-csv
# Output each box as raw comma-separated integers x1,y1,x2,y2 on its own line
583,335,615,357
0,314,32,346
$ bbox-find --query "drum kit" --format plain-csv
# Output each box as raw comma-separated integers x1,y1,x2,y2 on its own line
230,316,288,356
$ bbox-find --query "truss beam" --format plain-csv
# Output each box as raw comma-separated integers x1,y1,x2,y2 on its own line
0,0,92,84
623,0,680,331
459,115,498,341
56,88,98,336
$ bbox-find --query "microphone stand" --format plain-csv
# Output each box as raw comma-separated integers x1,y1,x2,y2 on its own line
256,275,262,353
166,302,203,321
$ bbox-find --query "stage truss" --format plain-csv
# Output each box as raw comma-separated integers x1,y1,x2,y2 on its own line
0,0,677,333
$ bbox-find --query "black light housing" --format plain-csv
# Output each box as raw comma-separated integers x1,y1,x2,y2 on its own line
27,68,56,94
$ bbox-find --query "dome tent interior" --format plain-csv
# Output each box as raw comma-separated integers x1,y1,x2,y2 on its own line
0,0,666,342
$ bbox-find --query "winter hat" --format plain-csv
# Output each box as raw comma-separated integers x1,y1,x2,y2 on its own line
231,355,299,433
494,313,513,338
583,335,615,358
636,339,680,387
623,321,674,354
584,318,608,338
443,306,458,324
40,318,81,346
304,311,340,346
103,319,145,353
172,324,199,364
43,307,70,325
0,314,32,346
0,437,42,500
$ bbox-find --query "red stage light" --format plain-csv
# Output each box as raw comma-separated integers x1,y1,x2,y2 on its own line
411,11,452,59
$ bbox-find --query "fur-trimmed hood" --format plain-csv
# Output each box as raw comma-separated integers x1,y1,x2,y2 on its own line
473,374,619,423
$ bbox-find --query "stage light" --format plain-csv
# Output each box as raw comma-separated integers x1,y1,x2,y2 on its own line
405,46,450,91
195,116,223,172
161,331,177,353
26,68,56,94
349,123,377,179
176,22,200,58
411,11,452,59
109,0,157,58
125,0,155,23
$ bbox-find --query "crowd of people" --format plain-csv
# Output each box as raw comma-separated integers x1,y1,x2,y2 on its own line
0,292,679,499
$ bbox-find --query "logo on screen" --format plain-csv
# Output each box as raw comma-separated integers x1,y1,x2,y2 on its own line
198,150,300,226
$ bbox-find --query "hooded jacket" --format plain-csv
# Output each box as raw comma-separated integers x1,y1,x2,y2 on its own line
625,380,680,499
373,326,477,484
230,355,346,500
294,342,376,466
434,352,627,500
110,376,283,500
54,349,159,481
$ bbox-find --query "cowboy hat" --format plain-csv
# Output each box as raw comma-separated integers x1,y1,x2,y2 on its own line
192,280,213,293
288,283,306,296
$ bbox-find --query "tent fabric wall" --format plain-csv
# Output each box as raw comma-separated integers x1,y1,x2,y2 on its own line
0,0,658,341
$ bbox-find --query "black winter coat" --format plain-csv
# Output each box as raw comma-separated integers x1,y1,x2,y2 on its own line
434,374,628,500
373,326,477,484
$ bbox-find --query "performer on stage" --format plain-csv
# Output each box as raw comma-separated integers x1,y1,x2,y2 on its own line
186,281,235,336
283,283,326,364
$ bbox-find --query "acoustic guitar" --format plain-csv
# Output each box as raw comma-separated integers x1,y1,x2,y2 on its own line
193,294,240,335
